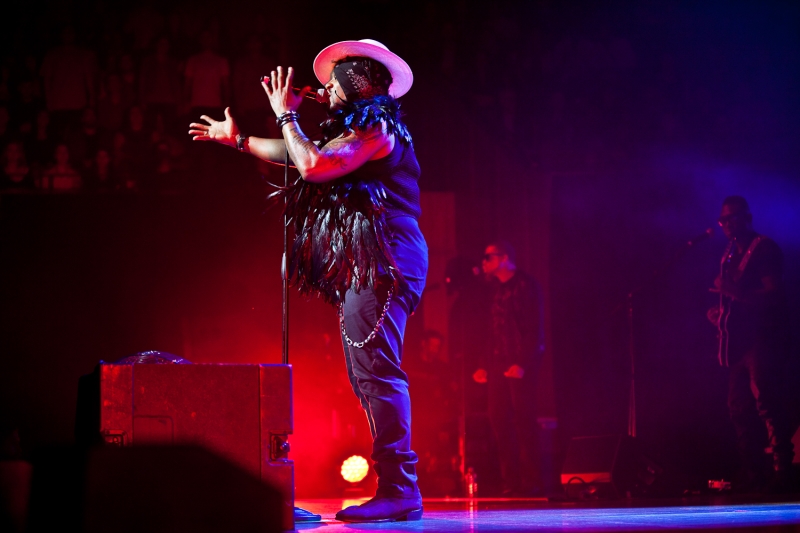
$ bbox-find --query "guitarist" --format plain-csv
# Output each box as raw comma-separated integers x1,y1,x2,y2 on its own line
707,195,794,492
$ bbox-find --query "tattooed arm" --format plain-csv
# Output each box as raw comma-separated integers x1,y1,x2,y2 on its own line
185,105,389,173
261,65,393,182
282,121,393,183
189,107,291,163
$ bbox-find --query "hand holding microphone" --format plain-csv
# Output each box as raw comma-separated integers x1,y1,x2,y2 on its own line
261,75,327,103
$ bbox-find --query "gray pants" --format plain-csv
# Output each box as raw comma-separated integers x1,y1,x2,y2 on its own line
340,216,427,498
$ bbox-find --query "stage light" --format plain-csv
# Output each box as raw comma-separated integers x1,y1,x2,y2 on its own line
340,455,369,483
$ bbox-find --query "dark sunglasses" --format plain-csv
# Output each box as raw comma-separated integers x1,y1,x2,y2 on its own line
718,213,744,226
482,253,502,261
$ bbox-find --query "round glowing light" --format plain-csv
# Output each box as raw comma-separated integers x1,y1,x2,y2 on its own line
340,455,369,483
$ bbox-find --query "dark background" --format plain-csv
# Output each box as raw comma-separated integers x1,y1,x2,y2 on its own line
2,0,799,495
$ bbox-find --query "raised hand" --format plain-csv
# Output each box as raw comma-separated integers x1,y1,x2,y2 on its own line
262,66,310,116
188,107,240,146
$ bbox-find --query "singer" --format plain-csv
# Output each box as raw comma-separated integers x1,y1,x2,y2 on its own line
188,39,427,522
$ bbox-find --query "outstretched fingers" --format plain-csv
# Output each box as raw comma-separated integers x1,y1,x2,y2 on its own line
270,69,279,92
189,129,211,140
285,66,294,89
188,122,206,137
277,66,287,89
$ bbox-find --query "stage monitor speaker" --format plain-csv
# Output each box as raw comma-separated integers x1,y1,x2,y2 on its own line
76,362,294,529
560,435,662,499
26,445,283,533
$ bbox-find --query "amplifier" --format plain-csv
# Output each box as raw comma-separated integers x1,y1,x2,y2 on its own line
560,435,661,499
77,362,294,529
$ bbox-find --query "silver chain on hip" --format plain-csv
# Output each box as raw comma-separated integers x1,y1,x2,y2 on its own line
339,286,394,348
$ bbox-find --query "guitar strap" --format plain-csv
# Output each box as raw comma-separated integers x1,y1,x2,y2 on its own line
732,235,765,282
719,240,734,267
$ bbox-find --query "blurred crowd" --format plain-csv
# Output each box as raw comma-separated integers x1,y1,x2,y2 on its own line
0,1,655,195
3,1,787,193
1,3,286,193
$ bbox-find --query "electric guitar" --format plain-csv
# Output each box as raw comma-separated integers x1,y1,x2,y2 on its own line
716,235,764,366
716,242,734,366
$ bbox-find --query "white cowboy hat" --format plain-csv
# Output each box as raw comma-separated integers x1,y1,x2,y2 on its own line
313,39,413,98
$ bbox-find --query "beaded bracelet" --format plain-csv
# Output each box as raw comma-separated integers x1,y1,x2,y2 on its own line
276,111,300,129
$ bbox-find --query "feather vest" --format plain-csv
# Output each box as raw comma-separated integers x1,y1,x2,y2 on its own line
271,96,411,305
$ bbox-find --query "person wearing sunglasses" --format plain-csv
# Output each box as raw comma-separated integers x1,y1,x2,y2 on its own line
474,241,544,496
708,195,793,493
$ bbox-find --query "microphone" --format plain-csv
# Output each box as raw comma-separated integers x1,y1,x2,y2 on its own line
297,87,326,103
261,76,327,103
688,228,714,247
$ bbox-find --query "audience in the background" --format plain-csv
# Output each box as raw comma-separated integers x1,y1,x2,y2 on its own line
149,113,186,191
124,3,165,58
18,55,43,98
1,3,549,194
139,37,181,130
97,74,129,133
123,105,153,177
84,148,115,192
40,143,81,191
184,29,229,119
14,55,43,134
39,27,95,138
0,1,750,195
118,54,139,110
110,131,135,191
1,141,33,190
233,34,277,138
64,107,101,174
27,110,56,173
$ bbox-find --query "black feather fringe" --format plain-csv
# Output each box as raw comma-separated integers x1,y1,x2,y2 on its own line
268,96,412,305
319,95,412,148
270,176,406,306
270,177,406,305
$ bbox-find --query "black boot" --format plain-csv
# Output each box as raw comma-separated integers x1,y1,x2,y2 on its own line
335,494,423,523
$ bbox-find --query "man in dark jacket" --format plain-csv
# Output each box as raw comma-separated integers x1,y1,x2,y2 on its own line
474,241,544,495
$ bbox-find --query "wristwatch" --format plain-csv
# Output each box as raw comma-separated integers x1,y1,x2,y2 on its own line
235,133,248,152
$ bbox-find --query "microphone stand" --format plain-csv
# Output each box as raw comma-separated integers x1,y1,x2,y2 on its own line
614,231,712,438
281,147,323,524
282,149,289,365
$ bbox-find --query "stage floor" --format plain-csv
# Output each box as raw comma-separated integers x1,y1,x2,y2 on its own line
295,496,800,532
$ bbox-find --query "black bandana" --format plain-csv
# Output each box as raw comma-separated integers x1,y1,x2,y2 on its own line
333,57,392,101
